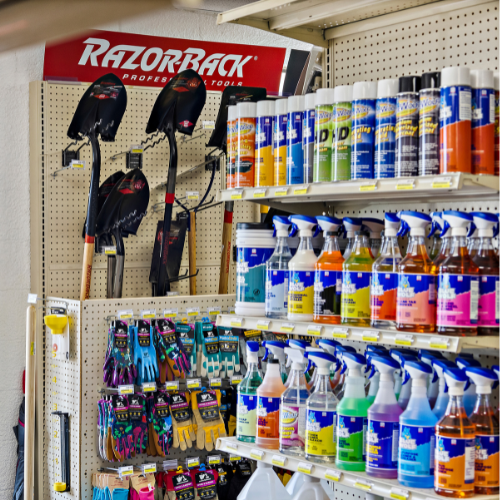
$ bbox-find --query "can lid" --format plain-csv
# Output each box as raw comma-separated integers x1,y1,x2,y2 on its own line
315,88,335,106
399,75,421,93
256,100,275,117
275,98,288,115
227,105,237,121
352,81,377,100
236,222,273,230
304,92,316,109
288,95,305,113
470,69,494,89
441,66,470,87
421,72,441,90
334,85,353,102
495,71,499,91
236,101,256,118
377,78,398,98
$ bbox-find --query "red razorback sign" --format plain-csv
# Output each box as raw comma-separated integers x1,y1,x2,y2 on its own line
44,29,286,92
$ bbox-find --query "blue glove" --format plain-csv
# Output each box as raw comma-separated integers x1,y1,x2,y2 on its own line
176,322,197,376
132,321,159,385
112,489,129,500
195,320,220,378
218,326,240,379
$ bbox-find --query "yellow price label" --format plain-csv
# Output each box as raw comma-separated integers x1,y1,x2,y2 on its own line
250,449,264,460
395,334,413,346
280,323,295,333
359,183,377,192
297,463,313,474
293,187,308,195
396,181,415,190
275,188,288,196
307,325,322,336
104,248,117,255
325,470,341,482
230,318,242,327
72,162,84,169
253,189,267,198
231,192,243,200
144,466,156,474
354,481,372,491
271,455,286,467
208,456,221,464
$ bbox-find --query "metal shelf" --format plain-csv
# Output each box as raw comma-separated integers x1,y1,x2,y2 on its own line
216,437,496,500
216,174,500,215
216,314,499,353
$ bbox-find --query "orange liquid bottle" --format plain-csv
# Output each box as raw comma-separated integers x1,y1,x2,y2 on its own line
314,216,344,325
435,368,476,498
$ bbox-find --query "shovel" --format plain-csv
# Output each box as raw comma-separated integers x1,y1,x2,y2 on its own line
95,168,150,298
146,69,206,296
67,73,127,301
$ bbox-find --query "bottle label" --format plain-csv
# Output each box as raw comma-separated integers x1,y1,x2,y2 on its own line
305,409,336,457
314,105,334,182
265,269,288,315
237,393,257,439
367,420,399,470
437,274,479,328
280,404,306,448
371,271,398,322
341,271,371,320
478,275,500,327
351,99,376,179
332,102,352,181
287,110,304,184
255,115,273,186
303,109,315,183
471,87,495,174
418,89,440,176
274,114,287,186
257,396,281,439
399,424,435,477
288,270,315,316
235,117,256,188
314,269,342,317
475,434,500,488
337,415,367,464
435,436,475,492
396,93,419,177
396,273,436,326
236,247,274,304
374,97,397,178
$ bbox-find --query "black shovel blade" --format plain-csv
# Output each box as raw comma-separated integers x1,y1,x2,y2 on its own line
67,73,127,141
207,86,267,150
146,69,206,136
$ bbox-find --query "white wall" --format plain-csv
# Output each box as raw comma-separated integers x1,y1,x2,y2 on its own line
0,3,310,497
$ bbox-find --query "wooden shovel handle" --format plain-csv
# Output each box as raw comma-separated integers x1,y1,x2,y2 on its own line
218,208,233,294
80,240,94,301
188,212,197,295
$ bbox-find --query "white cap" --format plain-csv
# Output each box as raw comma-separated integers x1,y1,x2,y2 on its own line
494,71,499,91
256,100,275,117
305,93,316,110
470,69,494,89
353,81,377,100
237,101,256,118
315,88,335,106
334,85,353,103
275,98,288,116
377,79,399,99
227,105,237,122
441,67,471,88
288,95,305,113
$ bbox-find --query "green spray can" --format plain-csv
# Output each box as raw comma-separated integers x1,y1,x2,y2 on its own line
332,85,353,182
313,88,335,182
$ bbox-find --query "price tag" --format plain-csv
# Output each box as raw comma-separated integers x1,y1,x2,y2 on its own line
432,176,452,189
142,463,157,474
186,191,199,201
354,480,372,491
164,380,179,391
362,330,379,342
231,376,243,385
229,455,242,461
229,307,236,314
104,246,117,255
230,318,242,327
28,293,38,304
332,328,349,339
256,319,271,331
142,382,157,393
167,291,179,297
275,187,288,196
207,307,221,316
209,378,222,388
395,334,414,346
396,180,415,190
280,323,295,333
250,449,264,460
390,487,410,500
186,307,200,317
271,455,287,467
325,469,342,482
187,378,201,389
359,182,377,192
208,456,221,465
230,190,243,200
70,159,85,170
141,309,156,319
297,462,313,474
226,442,238,452
430,336,449,349
253,188,267,198
164,308,178,318
293,186,308,195
118,466,134,479
118,384,134,395
307,324,323,336
117,309,134,320
202,120,215,129
187,458,200,468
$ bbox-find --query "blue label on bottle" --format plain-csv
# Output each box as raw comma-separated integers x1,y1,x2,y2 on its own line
437,274,479,328
436,436,476,487
367,420,399,470
303,109,315,183
371,271,398,322
236,247,274,304
440,86,472,128
375,97,397,178
265,269,288,315
337,415,368,463
237,393,258,438
314,269,342,317
287,111,304,184
274,114,288,149
351,99,376,179
257,396,281,439
399,424,435,477
256,116,273,148
397,273,437,326
472,88,495,129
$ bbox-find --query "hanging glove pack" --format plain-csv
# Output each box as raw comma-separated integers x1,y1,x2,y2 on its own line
170,469,196,500
149,390,173,457
193,467,219,500
176,322,197,376
128,394,148,456
217,327,240,379
155,319,191,381
110,395,134,461
191,389,227,452
133,320,159,385
195,321,220,378
103,321,137,388
170,391,196,450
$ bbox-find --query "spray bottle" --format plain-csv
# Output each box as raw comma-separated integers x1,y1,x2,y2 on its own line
465,367,499,494
305,346,325,392
237,341,263,443
280,347,311,457
314,216,344,324
396,211,437,333
336,352,371,471
366,355,402,479
435,368,476,498
470,212,499,335
494,365,500,417
342,217,362,261
456,356,482,416
390,349,418,411
288,215,319,322
362,218,385,258
305,352,339,464
286,339,310,386
317,339,342,390
263,341,288,384
365,347,389,404
437,211,479,336
333,345,357,399
371,213,402,329
432,358,457,420
266,216,292,319
429,211,445,262
398,360,437,488
287,95,305,185
419,350,444,408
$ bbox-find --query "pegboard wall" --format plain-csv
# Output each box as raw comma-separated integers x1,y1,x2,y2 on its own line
329,0,498,85
29,82,256,301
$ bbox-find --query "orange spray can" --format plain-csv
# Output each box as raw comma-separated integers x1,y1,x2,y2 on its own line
235,102,256,188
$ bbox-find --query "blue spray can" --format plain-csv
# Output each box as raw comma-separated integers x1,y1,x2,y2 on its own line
287,95,305,185
303,93,316,184
351,81,377,179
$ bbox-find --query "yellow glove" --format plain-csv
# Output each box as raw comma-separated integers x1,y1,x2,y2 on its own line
191,390,227,452
228,415,236,437
170,391,196,450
